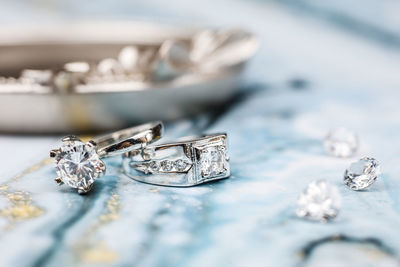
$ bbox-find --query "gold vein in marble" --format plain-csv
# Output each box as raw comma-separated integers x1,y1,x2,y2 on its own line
0,191,44,228
75,193,121,264
0,135,94,229
80,242,119,264
0,158,52,229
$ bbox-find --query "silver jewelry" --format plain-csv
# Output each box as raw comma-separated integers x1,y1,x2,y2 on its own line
122,133,230,187
0,22,258,133
50,121,163,194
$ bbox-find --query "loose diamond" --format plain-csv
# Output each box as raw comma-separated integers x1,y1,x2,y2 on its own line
161,160,173,172
344,157,380,190
200,146,226,178
297,180,341,222
175,159,188,172
324,128,359,157
55,139,104,189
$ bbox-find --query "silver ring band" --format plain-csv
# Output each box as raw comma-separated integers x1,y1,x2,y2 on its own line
122,133,230,187
50,121,163,194
95,121,164,158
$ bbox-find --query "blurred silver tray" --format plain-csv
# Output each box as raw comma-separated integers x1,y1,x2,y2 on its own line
0,21,258,133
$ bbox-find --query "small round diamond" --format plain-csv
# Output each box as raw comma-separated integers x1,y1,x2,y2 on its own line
55,139,103,189
175,159,188,172
344,157,380,191
324,128,359,157
149,161,160,173
297,180,341,222
161,160,173,172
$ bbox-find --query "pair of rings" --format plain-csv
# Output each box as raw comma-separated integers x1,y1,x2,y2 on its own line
50,122,230,194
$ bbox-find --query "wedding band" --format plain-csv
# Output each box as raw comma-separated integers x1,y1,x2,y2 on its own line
50,121,163,194
122,133,230,187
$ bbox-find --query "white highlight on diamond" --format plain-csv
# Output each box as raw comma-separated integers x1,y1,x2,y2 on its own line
344,157,380,191
324,128,359,157
55,140,103,189
297,180,341,222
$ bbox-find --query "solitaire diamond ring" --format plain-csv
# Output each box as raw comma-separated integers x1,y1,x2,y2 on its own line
122,133,230,186
50,121,163,194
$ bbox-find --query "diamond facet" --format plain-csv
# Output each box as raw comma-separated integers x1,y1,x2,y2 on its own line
175,159,188,172
297,180,341,222
55,138,104,191
324,128,359,157
199,146,227,178
161,160,173,172
149,161,160,173
344,157,380,191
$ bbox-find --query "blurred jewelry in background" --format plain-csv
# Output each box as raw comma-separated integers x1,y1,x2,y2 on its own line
296,179,342,222
324,128,359,157
0,22,258,133
122,133,230,186
50,121,163,193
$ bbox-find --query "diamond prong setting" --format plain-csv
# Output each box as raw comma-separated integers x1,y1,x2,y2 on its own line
51,136,105,193
54,177,64,185
78,184,94,195
50,149,59,158
195,137,229,181
61,135,80,143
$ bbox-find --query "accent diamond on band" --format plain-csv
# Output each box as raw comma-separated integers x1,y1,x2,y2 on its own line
122,133,230,186
50,121,163,194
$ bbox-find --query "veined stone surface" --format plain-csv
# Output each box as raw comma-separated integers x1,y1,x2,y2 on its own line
1,1,400,267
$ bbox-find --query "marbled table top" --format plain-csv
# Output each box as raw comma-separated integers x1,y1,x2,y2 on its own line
1,0,400,266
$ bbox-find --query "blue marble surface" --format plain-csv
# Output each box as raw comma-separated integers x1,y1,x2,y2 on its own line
1,0,400,266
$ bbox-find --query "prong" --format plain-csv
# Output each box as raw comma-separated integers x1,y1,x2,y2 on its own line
62,135,80,142
50,149,59,158
88,140,97,147
96,161,106,177
78,184,93,194
54,177,64,185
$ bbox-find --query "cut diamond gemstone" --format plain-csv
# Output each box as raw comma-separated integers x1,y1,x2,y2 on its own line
161,160,173,172
344,157,380,191
297,180,341,222
324,128,359,157
175,159,188,172
149,161,160,173
55,140,103,189
200,146,227,178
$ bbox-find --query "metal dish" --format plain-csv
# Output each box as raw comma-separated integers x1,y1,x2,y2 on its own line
0,21,258,133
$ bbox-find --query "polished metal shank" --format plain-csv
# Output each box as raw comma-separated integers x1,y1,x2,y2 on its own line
95,121,163,158
122,133,230,186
